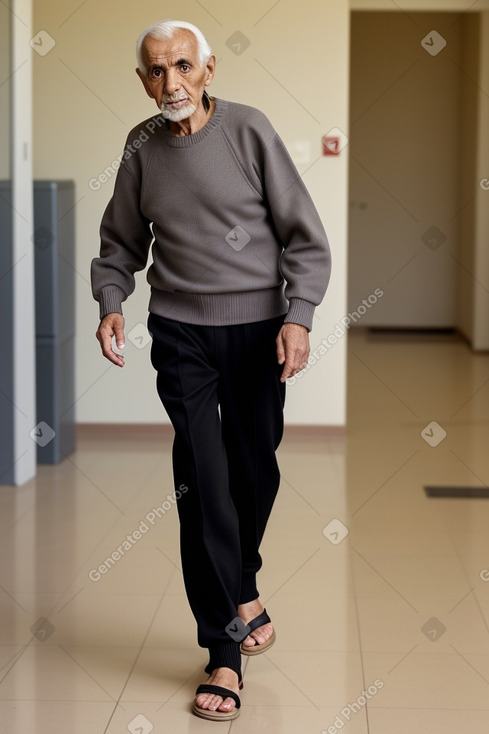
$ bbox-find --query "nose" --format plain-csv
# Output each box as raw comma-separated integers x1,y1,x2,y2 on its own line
164,68,180,96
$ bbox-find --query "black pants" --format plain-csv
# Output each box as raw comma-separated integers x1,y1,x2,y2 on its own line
148,313,286,677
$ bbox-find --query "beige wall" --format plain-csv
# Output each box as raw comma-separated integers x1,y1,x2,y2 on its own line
472,11,489,349
349,4,489,347
11,0,36,485
348,11,462,328
32,0,349,425
0,4,9,178
457,13,479,344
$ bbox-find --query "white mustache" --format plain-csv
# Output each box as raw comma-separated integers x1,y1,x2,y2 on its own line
163,95,188,103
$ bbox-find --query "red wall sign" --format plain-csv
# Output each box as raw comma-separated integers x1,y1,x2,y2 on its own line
323,136,341,156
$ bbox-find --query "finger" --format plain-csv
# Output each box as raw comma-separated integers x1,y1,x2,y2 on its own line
109,348,125,367
96,326,125,367
281,348,309,382
276,329,286,365
280,354,296,382
102,337,125,367
114,323,126,350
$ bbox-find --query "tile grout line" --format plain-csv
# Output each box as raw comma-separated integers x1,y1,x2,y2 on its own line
102,568,176,733
348,543,372,734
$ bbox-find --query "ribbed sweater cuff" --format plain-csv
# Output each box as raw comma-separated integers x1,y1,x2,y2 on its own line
284,298,316,332
97,286,126,320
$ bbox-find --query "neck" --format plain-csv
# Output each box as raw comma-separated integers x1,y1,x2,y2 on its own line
168,97,215,137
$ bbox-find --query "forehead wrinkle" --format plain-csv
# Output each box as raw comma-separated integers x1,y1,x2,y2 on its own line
147,50,192,67
142,30,199,68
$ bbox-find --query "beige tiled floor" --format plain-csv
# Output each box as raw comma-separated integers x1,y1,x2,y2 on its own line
1,327,489,732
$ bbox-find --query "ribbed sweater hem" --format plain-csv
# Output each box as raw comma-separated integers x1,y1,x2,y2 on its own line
148,286,289,327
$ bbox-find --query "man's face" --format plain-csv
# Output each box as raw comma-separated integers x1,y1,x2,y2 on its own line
137,29,215,122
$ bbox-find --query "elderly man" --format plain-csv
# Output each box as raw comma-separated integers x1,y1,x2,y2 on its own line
91,19,331,721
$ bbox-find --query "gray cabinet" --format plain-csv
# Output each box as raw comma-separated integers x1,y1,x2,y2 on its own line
0,179,76,471
0,183,15,483
33,181,76,463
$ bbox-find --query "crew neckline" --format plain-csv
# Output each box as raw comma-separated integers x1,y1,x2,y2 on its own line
161,97,226,148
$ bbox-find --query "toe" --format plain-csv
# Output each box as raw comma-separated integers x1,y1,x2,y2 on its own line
208,694,222,711
195,693,210,709
195,692,236,713
218,697,235,712
248,622,273,646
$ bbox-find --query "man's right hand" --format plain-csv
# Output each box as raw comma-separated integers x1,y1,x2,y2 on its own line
96,313,126,367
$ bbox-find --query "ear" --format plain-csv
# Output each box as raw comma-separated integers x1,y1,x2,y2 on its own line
135,68,155,99
203,54,216,88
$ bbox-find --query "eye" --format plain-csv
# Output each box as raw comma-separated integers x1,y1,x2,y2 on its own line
151,67,162,79
180,64,190,72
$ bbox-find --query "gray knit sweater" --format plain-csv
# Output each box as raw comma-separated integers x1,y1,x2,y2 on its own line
91,97,331,331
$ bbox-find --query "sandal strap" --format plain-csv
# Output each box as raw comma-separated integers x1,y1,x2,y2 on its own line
195,684,241,709
246,608,271,634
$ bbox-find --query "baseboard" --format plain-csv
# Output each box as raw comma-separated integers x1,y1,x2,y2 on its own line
281,424,346,438
76,423,174,439
76,423,346,439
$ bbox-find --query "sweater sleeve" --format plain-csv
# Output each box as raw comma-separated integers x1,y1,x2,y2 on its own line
90,151,153,320
262,133,331,331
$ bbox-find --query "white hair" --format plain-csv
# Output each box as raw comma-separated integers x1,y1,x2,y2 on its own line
136,19,212,75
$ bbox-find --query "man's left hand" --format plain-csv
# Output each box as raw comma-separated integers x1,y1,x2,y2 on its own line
276,323,310,383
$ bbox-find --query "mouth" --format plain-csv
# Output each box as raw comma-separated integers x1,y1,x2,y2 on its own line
163,98,189,108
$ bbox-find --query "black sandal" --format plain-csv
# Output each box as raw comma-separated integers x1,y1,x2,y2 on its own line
240,608,276,656
193,680,244,721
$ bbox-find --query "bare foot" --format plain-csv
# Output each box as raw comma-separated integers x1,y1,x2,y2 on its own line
238,598,274,649
194,667,240,713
